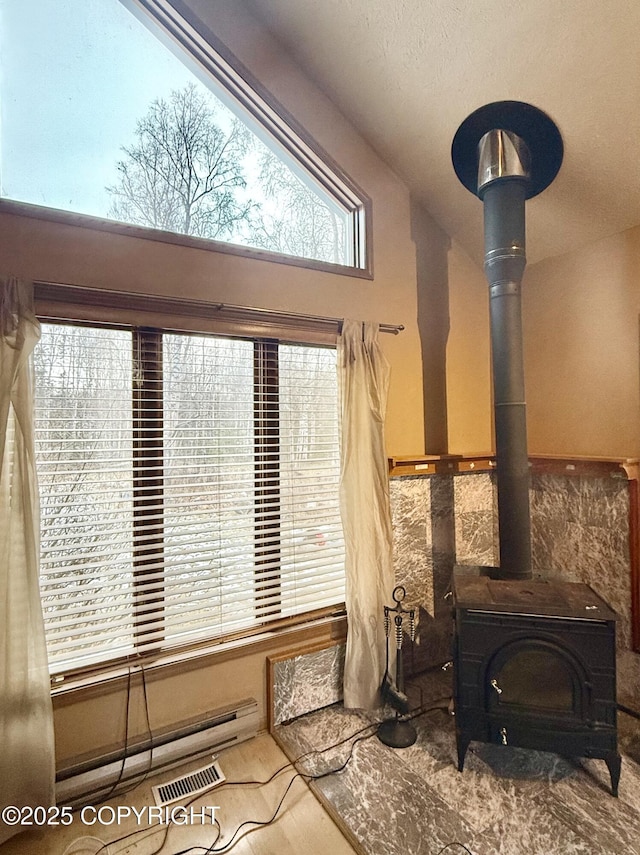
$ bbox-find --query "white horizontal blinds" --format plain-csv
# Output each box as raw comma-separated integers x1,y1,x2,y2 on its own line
161,334,256,646
34,324,136,672
34,323,345,674
278,344,345,614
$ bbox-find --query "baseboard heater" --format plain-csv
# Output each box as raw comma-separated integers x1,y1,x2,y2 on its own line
56,698,258,806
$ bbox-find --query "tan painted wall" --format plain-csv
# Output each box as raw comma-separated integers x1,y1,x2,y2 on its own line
0,0,449,767
524,226,640,458
445,241,493,454
411,200,452,453
444,225,640,460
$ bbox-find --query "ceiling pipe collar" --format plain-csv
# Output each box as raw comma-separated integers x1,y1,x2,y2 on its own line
451,100,563,200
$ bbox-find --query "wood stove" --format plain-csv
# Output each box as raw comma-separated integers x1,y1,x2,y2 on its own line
448,103,621,795
453,574,621,795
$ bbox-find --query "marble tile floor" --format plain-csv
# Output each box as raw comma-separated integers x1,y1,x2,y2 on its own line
273,670,640,855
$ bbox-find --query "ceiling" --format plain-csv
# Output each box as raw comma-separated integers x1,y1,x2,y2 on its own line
245,0,640,266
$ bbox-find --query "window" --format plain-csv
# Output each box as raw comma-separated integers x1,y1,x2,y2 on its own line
0,0,368,270
34,322,345,675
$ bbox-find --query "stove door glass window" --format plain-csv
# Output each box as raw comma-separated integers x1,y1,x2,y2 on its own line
491,647,575,712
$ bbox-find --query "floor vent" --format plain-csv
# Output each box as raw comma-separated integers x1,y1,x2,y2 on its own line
152,758,225,806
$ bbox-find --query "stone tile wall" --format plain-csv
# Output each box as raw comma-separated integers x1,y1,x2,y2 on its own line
271,467,640,718
391,469,640,704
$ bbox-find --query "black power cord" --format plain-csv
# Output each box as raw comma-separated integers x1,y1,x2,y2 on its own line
161,701,456,855
69,661,155,812
114,662,155,797
82,665,134,809
435,844,474,854
173,729,380,855
618,702,640,721
91,725,378,855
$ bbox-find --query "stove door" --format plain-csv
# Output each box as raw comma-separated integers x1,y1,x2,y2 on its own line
487,638,586,720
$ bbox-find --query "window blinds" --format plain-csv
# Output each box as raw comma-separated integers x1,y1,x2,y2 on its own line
34,325,135,671
34,323,345,675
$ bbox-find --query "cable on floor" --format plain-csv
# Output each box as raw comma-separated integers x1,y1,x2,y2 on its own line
435,844,474,854
166,703,454,855
90,718,379,854
85,698,455,854
618,702,640,720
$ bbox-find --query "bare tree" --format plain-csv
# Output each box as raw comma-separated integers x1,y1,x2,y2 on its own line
106,83,253,239
250,150,347,264
106,82,347,262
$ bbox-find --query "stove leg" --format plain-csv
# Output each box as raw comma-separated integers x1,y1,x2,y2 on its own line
456,732,471,772
605,753,622,797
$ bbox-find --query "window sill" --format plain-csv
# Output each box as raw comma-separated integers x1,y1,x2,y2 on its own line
0,198,373,279
51,610,347,704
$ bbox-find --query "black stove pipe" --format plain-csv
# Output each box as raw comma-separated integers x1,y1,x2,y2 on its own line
481,165,531,579
452,102,563,581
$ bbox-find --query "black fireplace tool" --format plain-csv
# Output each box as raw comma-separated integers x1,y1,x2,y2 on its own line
377,585,417,748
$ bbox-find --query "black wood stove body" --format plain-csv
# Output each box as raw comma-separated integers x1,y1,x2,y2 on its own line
453,575,621,795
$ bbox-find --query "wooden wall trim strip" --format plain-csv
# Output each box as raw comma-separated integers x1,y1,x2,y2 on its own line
388,453,637,479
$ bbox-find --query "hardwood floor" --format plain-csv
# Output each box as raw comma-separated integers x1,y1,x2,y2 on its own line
0,733,358,855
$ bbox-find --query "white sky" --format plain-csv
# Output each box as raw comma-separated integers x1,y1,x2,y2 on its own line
0,0,235,215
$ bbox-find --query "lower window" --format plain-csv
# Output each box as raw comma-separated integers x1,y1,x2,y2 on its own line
34,322,345,675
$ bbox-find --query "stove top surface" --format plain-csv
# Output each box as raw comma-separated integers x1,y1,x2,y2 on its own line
453,574,618,620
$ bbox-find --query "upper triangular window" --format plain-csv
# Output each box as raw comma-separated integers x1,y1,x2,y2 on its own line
0,0,368,270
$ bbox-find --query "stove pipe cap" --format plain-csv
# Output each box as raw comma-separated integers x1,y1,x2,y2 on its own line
452,100,563,199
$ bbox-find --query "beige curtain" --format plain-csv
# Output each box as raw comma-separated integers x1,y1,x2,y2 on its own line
338,319,394,710
1,278,55,844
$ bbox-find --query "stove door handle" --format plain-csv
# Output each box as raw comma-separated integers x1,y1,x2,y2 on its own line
491,678,503,694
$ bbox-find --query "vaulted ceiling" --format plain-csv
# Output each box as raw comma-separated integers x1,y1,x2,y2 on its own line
245,0,640,266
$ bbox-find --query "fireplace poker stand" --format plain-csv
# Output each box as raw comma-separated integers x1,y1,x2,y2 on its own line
377,585,417,748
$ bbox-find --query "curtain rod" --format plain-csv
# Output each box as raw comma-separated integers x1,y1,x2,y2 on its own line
33,282,405,335
214,302,404,335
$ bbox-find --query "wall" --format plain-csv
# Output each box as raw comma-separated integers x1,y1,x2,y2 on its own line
444,224,640,460
411,200,452,453
0,0,448,769
52,620,347,769
445,240,493,454
523,226,640,458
